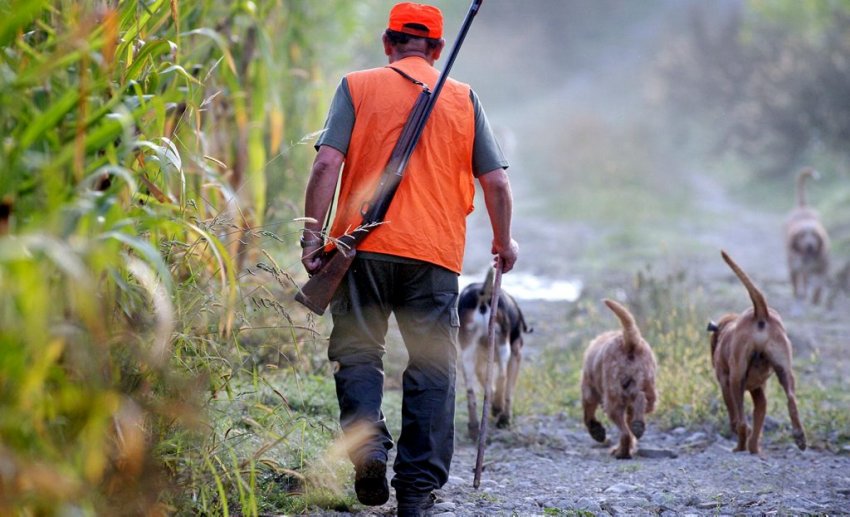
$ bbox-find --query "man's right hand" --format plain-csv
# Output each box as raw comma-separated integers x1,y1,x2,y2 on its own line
301,244,325,276
492,238,518,273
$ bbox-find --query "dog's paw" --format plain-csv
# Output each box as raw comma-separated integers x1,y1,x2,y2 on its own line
491,406,508,423
793,429,807,451
588,420,606,443
631,420,645,439
611,447,632,460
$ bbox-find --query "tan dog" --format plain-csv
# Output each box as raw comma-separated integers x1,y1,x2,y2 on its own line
581,299,657,459
458,269,532,439
707,250,807,454
785,167,830,304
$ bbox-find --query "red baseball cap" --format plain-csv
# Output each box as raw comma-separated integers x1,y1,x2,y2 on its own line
388,2,443,39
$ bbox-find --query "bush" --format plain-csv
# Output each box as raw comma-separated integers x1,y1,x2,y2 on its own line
0,0,356,513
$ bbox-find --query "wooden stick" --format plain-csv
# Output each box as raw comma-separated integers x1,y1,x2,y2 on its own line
473,260,502,489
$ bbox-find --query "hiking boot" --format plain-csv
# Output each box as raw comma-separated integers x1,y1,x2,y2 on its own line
353,453,389,506
396,491,436,517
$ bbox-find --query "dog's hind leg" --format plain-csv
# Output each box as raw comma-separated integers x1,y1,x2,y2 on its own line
608,407,634,459
629,391,647,439
581,384,605,443
719,381,737,437
728,376,749,452
497,339,522,429
791,269,802,299
748,387,766,454
811,274,826,305
491,341,510,425
460,344,480,440
801,271,811,301
773,362,807,450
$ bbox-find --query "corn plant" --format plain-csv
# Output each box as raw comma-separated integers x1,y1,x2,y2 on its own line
0,0,362,514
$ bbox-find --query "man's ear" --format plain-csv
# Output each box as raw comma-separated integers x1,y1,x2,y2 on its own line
382,33,392,56
431,39,446,60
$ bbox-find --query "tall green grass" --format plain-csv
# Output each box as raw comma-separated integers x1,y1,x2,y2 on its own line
0,0,364,514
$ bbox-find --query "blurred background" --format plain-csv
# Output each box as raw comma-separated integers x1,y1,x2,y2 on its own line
338,0,850,285
1,0,848,514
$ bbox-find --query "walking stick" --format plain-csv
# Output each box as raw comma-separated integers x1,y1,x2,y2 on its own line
473,259,502,489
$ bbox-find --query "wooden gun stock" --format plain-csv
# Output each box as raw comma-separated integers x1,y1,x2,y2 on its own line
294,247,356,315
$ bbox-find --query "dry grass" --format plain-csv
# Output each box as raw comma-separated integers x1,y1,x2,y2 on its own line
512,266,850,448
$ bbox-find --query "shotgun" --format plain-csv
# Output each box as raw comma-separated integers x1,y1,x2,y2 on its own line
295,0,484,315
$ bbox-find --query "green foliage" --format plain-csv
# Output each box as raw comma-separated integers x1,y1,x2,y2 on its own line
0,0,359,514
627,268,722,429
746,0,850,40
793,374,850,450
158,369,357,516
655,1,850,177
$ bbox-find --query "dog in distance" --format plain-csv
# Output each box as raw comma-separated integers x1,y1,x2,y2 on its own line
784,167,830,304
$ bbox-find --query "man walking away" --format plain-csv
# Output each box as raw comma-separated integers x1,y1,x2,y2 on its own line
299,3,518,515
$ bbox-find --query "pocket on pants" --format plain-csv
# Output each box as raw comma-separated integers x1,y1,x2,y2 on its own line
429,270,459,328
450,294,460,328
432,291,460,329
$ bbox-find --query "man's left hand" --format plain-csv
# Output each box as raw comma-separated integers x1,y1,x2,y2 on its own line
492,238,518,273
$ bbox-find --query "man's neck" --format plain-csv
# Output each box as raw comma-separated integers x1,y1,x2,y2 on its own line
388,51,434,65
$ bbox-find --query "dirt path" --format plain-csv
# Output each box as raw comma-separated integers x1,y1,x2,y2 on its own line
351,72,850,517
437,417,850,516
343,416,850,516
419,178,850,517
320,4,850,513
337,107,850,517
327,162,850,517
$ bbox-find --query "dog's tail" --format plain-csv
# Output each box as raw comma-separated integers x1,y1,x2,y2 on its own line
795,166,816,208
482,267,495,301
516,301,533,334
720,250,769,325
603,299,641,354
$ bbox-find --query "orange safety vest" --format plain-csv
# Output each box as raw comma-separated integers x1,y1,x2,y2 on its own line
329,56,475,273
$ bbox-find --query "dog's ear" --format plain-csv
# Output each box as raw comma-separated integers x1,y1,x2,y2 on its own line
706,321,719,332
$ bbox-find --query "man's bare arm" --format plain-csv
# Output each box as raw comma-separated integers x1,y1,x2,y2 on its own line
301,145,344,274
477,168,518,273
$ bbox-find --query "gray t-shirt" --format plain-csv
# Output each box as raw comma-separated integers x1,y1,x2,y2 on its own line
315,77,509,176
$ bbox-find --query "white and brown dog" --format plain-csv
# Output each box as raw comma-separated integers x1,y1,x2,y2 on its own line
785,167,830,304
581,299,657,459
707,250,807,454
458,269,532,440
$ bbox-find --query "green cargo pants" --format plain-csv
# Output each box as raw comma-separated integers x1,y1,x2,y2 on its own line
328,253,459,499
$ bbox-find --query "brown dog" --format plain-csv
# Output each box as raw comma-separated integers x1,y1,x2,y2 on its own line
707,250,807,454
581,299,657,459
785,167,830,304
458,269,532,439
